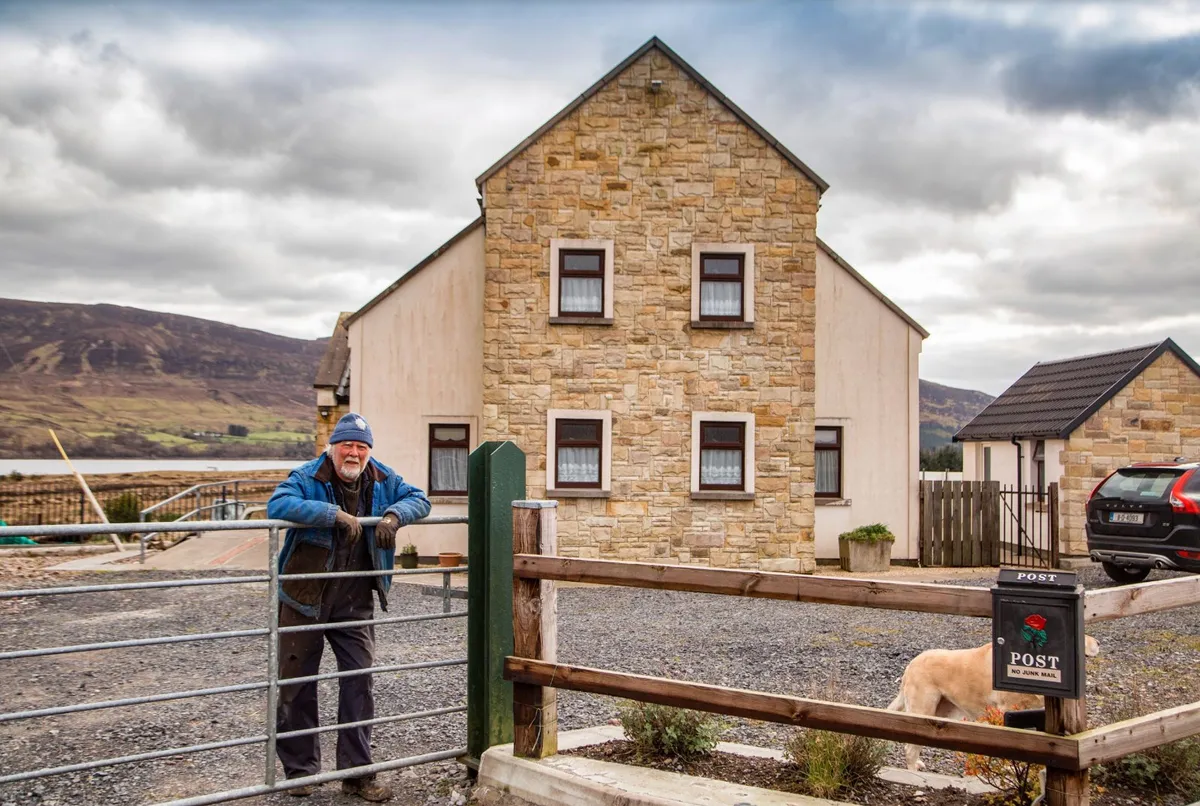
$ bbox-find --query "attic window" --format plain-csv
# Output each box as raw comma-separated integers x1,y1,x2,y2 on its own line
691,243,754,327
549,239,614,324
559,251,604,316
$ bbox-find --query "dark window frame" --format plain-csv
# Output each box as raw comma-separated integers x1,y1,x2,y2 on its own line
554,418,604,489
558,249,606,318
699,420,746,491
698,253,745,322
428,423,470,496
815,426,843,499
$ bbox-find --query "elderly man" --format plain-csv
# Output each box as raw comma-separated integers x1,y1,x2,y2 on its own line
267,413,431,801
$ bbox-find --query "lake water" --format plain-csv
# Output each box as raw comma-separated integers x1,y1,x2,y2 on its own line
2,459,304,477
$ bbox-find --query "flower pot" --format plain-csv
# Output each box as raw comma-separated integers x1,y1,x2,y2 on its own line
438,552,464,568
398,553,418,569
838,538,893,573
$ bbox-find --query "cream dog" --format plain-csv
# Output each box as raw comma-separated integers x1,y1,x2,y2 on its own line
887,635,1100,771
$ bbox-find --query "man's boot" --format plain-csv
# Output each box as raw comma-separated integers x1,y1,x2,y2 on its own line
342,777,393,802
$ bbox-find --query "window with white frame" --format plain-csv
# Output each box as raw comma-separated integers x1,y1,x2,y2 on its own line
428,424,469,496
546,409,613,495
550,239,614,322
691,412,755,497
691,243,754,325
815,426,842,498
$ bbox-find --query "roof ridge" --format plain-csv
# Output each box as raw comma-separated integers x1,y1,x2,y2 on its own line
1031,340,1164,368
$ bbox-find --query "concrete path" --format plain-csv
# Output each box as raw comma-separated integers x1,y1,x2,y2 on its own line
140,529,269,571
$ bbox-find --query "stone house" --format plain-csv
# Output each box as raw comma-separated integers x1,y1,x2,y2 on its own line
955,338,1200,559
338,37,927,570
312,312,352,453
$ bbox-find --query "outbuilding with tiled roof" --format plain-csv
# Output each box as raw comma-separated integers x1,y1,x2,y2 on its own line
956,338,1200,559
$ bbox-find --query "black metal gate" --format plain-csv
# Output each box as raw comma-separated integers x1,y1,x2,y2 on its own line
997,483,1059,569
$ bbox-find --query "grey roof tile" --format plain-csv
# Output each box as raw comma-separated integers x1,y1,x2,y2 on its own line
954,339,1200,441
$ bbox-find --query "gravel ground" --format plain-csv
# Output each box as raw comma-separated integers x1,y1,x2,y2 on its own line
2,561,1198,805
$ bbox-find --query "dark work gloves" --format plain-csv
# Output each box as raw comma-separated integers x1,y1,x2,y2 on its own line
375,513,400,550
335,508,362,541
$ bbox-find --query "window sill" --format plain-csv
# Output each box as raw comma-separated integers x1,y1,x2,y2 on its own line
690,320,754,330
428,496,468,505
550,316,614,326
547,488,611,499
816,498,852,507
691,491,755,501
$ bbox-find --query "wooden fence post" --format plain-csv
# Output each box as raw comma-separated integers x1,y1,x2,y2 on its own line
466,441,526,770
1044,696,1088,806
512,500,558,759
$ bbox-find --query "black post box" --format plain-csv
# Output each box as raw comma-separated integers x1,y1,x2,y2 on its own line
991,569,1085,700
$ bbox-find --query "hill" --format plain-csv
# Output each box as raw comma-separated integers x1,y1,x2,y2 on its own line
919,379,994,450
0,298,325,459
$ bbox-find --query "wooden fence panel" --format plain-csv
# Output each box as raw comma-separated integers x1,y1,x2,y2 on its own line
952,481,963,566
918,480,1009,568
920,484,932,566
931,481,943,567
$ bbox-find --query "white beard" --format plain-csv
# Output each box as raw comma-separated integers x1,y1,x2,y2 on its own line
336,460,364,482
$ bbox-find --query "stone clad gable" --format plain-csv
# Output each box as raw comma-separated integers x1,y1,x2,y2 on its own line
482,47,821,570
1059,351,1200,556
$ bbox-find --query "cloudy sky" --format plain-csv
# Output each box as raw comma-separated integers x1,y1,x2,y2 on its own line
2,1,1198,395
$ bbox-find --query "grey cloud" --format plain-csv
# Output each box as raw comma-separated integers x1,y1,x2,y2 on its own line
926,322,1200,398
1003,35,1200,122
944,224,1200,330
793,104,1062,214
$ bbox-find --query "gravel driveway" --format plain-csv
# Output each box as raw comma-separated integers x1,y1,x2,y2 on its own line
2,562,1198,805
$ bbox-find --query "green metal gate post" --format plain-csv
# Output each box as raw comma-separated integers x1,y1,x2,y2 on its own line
465,441,525,769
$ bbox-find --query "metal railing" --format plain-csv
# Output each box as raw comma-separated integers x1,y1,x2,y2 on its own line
137,480,279,560
0,515,470,805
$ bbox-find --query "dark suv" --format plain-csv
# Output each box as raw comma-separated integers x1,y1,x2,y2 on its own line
1087,461,1200,583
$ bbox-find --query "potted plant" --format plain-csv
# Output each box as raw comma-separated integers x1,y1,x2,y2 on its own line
837,523,895,573
438,551,465,568
398,543,419,569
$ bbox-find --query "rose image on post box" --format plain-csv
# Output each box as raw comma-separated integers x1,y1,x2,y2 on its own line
1022,613,1048,650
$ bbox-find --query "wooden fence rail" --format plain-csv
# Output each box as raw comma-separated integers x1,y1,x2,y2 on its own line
504,501,1200,806
504,658,1080,768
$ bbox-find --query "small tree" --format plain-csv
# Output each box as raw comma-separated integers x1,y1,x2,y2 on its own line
227,424,250,438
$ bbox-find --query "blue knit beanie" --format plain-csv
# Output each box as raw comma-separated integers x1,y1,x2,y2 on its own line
329,413,373,448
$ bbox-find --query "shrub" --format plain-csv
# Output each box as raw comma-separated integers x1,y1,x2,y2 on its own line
959,706,1042,806
102,491,142,523
616,701,723,761
400,543,418,555
1091,687,1200,800
838,523,895,543
784,728,886,798
1095,738,1200,800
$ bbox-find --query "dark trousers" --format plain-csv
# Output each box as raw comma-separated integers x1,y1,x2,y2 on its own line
276,589,376,780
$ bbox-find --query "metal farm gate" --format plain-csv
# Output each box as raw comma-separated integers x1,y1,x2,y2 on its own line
920,480,1059,569
0,442,525,805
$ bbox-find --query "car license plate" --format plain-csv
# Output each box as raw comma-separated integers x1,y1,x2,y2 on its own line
1110,512,1144,525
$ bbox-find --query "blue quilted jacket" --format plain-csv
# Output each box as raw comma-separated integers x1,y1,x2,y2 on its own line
267,454,431,616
